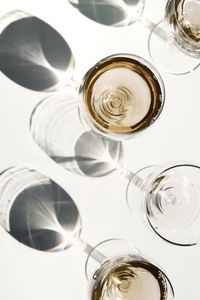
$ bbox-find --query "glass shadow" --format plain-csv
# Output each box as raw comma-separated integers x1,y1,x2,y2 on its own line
30,90,124,177
68,0,144,26
0,167,81,252
0,10,74,91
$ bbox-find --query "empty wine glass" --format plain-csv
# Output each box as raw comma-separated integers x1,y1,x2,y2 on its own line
0,166,174,300
30,100,200,247
30,53,165,141
126,162,200,246
148,0,200,74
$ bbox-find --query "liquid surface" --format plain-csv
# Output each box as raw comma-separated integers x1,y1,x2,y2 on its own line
82,56,163,135
166,0,200,57
91,257,170,300
177,0,200,42
92,68,151,128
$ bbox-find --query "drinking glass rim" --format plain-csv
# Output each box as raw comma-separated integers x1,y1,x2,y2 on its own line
85,238,140,280
145,161,200,246
79,53,165,140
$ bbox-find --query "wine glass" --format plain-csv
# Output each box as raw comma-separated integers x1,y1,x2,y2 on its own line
30,53,165,141
126,162,200,246
67,0,145,27
0,166,174,299
30,99,200,247
0,10,75,91
148,0,200,74
86,239,174,300
29,56,164,178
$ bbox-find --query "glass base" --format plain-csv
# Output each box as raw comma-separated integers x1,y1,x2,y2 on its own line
148,20,200,75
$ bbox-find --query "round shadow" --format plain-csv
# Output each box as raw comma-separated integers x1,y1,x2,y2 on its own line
0,14,74,91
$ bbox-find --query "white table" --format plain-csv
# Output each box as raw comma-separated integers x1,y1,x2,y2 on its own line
0,0,199,299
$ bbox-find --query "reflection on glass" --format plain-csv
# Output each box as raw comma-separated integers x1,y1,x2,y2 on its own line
68,0,144,26
0,166,175,299
30,89,200,247
86,240,174,300
0,10,74,91
148,0,200,74
30,53,165,149
126,162,200,246
79,54,164,139
30,90,123,177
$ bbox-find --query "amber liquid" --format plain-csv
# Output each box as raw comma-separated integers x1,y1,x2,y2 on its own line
166,0,200,56
91,256,172,300
81,56,163,136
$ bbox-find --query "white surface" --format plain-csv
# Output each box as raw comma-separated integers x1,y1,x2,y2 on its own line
0,0,199,299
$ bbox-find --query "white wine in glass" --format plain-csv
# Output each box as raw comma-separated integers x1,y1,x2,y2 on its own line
148,0,200,74
86,240,174,300
79,54,165,139
0,166,174,300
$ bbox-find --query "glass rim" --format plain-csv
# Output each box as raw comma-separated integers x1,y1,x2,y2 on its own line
79,53,165,140
87,238,175,299
146,161,200,183
85,238,140,280
133,161,200,194
145,161,200,247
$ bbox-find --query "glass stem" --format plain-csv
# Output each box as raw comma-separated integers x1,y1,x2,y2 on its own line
70,75,80,92
118,166,143,187
78,238,107,264
138,16,167,41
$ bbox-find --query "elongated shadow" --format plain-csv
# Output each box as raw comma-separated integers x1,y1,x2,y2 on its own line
68,0,144,26
30,90,124,177
53,130,124,177
0,11,74,91
0,167,81,252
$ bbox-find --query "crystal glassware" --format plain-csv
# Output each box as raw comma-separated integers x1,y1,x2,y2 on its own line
31,53,165,142
86,239,174,300
148,0,200,74
0,166,174,299
126,162,200,246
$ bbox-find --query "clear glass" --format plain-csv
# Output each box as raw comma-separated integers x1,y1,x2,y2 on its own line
86,239,174,300
30,54,165,158
0,10,75,91
126,162,200,246
0,166,175,299
79,54,165,140
67,0,145,27
30,90,124,177
148,0,200,74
